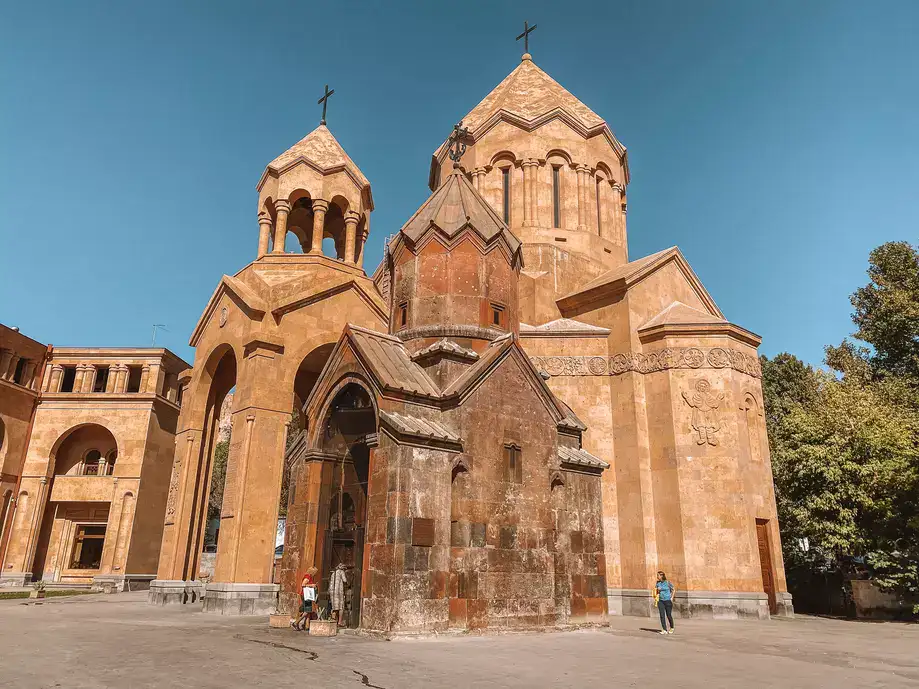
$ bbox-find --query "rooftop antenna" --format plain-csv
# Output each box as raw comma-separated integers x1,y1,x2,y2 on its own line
152,324,168,347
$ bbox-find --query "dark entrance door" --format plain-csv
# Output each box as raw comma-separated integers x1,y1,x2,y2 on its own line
321,526,365,628
756,518,777,615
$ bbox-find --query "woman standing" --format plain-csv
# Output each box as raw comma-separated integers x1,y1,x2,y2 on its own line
292,566,319,631
653,571,675,635
329,563,349,625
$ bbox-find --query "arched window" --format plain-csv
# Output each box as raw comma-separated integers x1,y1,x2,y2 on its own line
105,450,117,476
83,450,102,476
595,177,602,234
744,395,763,463
553,166,561,228
501,167,511,224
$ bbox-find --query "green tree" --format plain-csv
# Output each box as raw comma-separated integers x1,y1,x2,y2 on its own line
764,241,919,613
207,440,229,523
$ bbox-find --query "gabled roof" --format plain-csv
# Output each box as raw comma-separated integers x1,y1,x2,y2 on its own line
558,445,609,471
640,301,727,330
189,275,267,347
520,317,611,338
401,168,521,255
346,325,439,397
637,301,761,347
379,410,462,448
262,124,369,187
411,338,479,362
556,246,724,319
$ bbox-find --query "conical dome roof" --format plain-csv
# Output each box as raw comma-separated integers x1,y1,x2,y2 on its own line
461,55,605,133
264,124,369,187
400,167,521,254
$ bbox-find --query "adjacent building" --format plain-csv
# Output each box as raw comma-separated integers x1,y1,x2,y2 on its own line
0,330,189,591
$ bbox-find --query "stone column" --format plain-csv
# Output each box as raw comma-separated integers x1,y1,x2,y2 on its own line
22,360,36,389
521,161,535,226
147,362,163,395
343,211,360,264
576,165,589,231
72,364,86,392
256,212,272,258
310,199,329,254
114,364,128,393
471,168,487,193
611,183,624,244
82,365,96,393
272,200,290,254
40,362,52,391
4,354,20,381
105,365,117,393
0,349,13,379
139,365,150,394
49,365,64,392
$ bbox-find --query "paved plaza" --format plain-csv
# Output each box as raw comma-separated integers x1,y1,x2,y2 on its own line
0,592,916,688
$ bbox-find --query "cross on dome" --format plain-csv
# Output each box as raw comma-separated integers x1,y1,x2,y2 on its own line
516,20,537,56
318,84,335,125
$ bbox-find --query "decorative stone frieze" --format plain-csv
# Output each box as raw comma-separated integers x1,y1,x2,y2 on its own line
530,347,762,379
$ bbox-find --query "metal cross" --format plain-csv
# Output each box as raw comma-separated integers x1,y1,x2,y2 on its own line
448,121,469,165
516,20,537,54
318,84,335,125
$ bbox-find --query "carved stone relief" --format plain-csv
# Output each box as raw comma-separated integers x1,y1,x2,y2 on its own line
681,379,724,446
530,347,761,379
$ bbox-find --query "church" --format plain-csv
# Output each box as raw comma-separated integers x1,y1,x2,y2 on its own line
145,41,792,631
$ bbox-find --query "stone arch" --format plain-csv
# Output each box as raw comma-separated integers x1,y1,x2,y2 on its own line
292,343,337,421
489,152,517,224
545,149,572,166
183,344,237,579
320,195,350,260
286,189,314,253
315,379,377,454
49,423,119,476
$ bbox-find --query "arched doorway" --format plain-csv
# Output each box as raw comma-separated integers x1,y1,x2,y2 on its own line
31,423,118,583
188,346,237,582
317,382,376,628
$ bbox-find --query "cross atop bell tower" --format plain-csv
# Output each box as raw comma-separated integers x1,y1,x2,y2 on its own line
516,20,537,57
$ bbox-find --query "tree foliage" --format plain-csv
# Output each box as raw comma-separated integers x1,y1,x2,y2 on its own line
763,242,919,613
207,440,229,523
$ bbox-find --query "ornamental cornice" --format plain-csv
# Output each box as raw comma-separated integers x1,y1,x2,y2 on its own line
530,346,762,379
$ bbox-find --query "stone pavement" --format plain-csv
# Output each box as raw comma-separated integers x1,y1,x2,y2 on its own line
0,592,916,689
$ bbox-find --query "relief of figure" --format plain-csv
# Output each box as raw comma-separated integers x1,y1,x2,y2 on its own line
682,379,724,446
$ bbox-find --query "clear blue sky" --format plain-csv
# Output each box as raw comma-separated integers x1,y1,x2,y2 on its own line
2,1,916,365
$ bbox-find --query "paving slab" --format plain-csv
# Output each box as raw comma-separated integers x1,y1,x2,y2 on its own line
0,592,916,688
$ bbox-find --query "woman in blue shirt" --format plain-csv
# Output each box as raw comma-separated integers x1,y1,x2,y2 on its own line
653,571,675,634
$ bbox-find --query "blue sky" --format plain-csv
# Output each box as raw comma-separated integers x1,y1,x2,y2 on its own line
1,1,917,365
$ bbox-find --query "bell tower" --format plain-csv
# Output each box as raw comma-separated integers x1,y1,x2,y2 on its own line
428,48,629,326
151,98,388,615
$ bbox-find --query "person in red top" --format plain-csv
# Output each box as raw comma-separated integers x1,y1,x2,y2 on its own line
292,566,319,631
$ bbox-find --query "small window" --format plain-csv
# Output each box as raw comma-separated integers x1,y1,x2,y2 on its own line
105,450,117,476
60,366,77,393
398,302,408,329
126,365,143,393
83,450,102,476
595,177,602,234
176,385,184,407
93,366,109,393
490,303,505,329
12,358,27,385
502,167,510,224
552,166,561,228
504,444,522,484
69,524,106,570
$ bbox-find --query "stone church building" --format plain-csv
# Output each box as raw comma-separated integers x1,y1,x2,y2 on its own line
148,48,792,631
0,46,791,630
